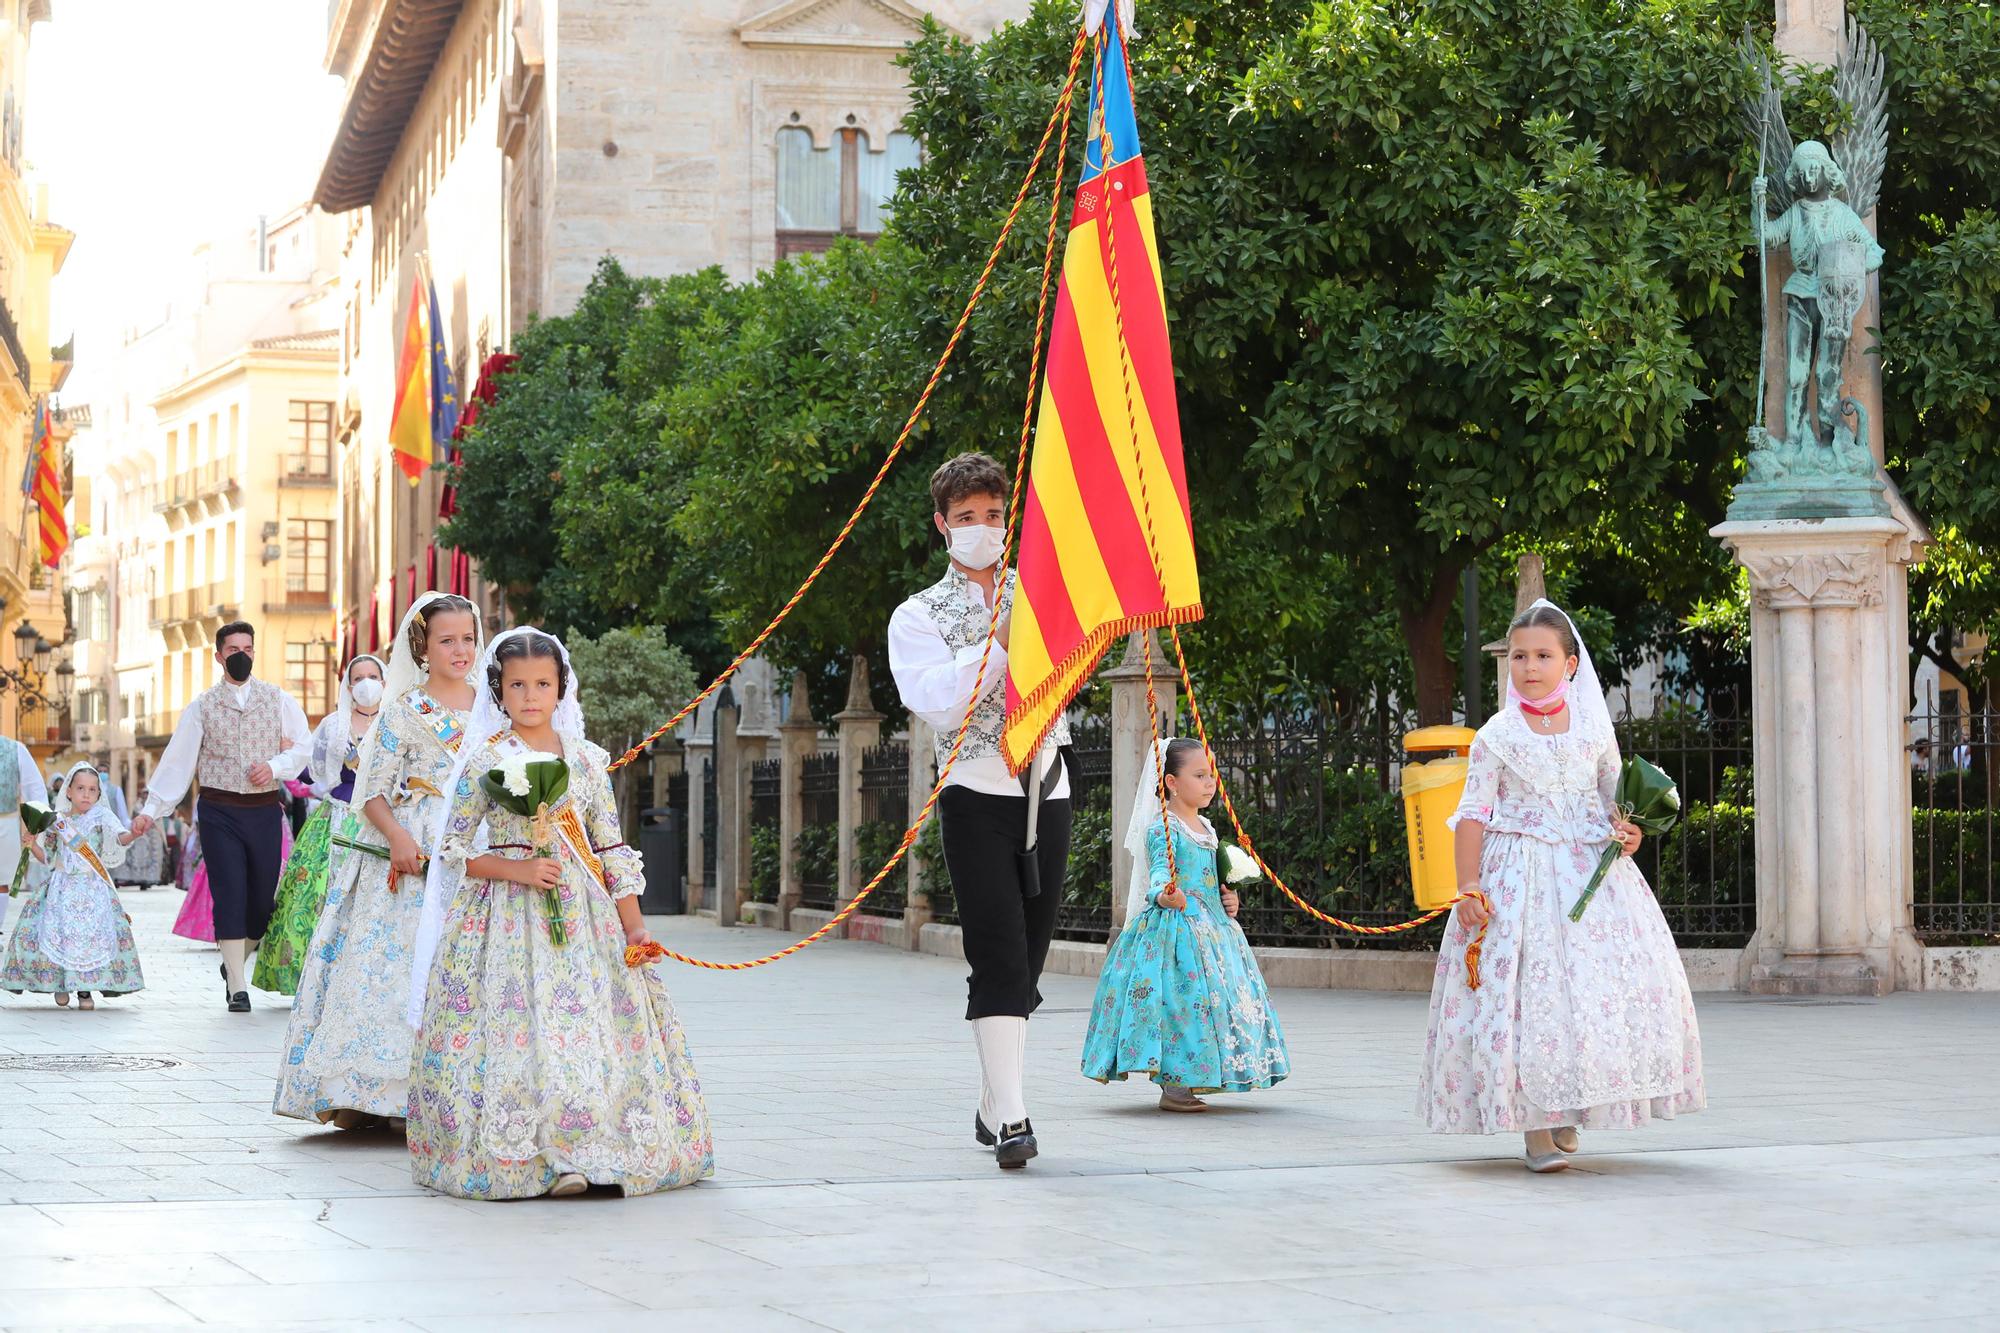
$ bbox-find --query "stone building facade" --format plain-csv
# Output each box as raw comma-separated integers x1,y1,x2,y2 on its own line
0,1,76,767
314,0,1030,653
68,208,344,805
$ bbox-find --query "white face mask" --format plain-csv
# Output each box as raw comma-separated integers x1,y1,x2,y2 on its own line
350,678,386,708
947,522,1005,571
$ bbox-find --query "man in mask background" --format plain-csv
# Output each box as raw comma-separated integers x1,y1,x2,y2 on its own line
129,621,312,1011
888,452,1072,1171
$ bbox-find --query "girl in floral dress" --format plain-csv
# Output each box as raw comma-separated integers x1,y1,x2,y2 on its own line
1,763,143,1008
406,628,712,1200
1082,738,1289,1108
254,654,386,994
1419,600,1705,1171
274,595,482,1131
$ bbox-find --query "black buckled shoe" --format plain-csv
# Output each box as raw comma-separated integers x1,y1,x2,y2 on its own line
995,1119,1037,1170
974,1111,996,1148
228,991,251,1013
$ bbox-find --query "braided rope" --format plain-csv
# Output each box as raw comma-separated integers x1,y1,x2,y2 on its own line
638,41,1085,971
608,24,1093,776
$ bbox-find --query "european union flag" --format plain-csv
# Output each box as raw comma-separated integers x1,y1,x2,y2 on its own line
426,276,459,451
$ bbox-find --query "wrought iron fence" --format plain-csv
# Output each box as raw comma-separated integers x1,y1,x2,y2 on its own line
857,740,909,917
1911,705,1998,944
749,758,782,904
1055,709,1114,942
1614,702,1755,949
798,750,840,910
700,757,717,914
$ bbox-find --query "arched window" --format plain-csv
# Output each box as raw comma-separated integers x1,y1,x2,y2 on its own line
775,124,922,259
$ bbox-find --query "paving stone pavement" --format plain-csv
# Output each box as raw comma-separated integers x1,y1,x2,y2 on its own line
2,888,1998,1331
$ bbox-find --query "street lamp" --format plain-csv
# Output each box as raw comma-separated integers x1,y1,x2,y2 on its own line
34,637,53,677
13,621,36,667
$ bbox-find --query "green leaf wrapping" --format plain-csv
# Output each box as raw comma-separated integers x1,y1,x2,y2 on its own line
477,759,573,943
1568,755,1681,922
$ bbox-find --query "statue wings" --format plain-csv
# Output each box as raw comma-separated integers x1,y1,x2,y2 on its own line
1740,27,1796,215
1740,19,1888,218
1831,17,1888,218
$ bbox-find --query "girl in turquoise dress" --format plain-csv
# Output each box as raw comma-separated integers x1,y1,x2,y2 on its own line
1082,738,1290,1108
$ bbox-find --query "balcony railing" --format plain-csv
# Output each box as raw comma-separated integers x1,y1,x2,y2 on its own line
17,704,70,748
0,293,30,393
136,710,177,745
148,585,240,628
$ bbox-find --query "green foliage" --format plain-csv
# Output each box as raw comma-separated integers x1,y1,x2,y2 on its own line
1063,797,1115,909
1655,801,1756,944
1912,808,2000,944
913,811,950,917
564,626,699,759
794,822,839,896
749,822,781,903
445,0,2000,722
852,819,909,912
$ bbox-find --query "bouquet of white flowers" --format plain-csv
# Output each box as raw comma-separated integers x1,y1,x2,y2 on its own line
480,756,572,944
1219,843,1262,885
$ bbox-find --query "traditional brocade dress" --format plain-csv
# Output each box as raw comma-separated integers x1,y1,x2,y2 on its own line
1081,815,1290,1094
1,806,145,996
407,731,712,1200
274,689,467,1122
254,717,365,995
1418,708,1705,1134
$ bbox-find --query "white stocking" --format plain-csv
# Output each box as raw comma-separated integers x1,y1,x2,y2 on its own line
219,938,247,992
972,1015,1028,1126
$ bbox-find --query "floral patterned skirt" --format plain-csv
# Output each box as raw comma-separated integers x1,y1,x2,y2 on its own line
252,801,338,995
1418,831,1705,1134
274,806,431,1123
1,871,145,995
1081,893,1290,1094
408,871,713,1200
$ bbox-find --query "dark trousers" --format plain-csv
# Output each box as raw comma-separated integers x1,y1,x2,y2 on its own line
938,785,1072,1020
198,798,285,941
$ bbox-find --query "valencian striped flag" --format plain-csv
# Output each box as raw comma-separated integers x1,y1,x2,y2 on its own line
31,399,66,569
1000,9,1201,772
387,269,461,484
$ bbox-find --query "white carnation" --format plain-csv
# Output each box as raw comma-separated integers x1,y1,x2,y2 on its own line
1220,843,1262,884
499,757,533,798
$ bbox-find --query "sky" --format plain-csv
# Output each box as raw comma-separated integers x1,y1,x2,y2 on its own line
26,0,344,402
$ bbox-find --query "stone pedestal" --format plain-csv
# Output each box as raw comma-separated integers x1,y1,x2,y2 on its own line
903,717,937,947
776,669,818,929
712,689,742,930
684,732,713,917
1713,516,1926,995
1104,632,1176,933
833,655,884,927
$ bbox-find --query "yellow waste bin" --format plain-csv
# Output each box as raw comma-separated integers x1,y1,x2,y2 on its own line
1402,725,1477,911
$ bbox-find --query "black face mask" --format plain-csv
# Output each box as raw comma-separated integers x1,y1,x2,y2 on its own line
224,651,253,683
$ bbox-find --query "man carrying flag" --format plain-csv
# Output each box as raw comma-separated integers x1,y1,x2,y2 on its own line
888,0,1197,1171
889,453,1072,1171
387,267,460,484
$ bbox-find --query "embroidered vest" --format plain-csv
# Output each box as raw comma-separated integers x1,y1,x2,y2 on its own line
196,680,287,794
906,567,1070,771
0,741,18,814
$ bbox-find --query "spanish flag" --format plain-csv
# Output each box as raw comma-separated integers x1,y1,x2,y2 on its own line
1000,11,1200,771
387,270,460,484
32,400,66,569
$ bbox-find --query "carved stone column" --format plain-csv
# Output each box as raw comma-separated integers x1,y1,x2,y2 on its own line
1713,516,1926,994
776,669,817,929
712,688,742,930
1104,632,1176,933
833,655,884,926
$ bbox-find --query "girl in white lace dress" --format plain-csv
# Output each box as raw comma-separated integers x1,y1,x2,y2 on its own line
1418,601,1704,1171
274,594,483,1130
0,764,142,1007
